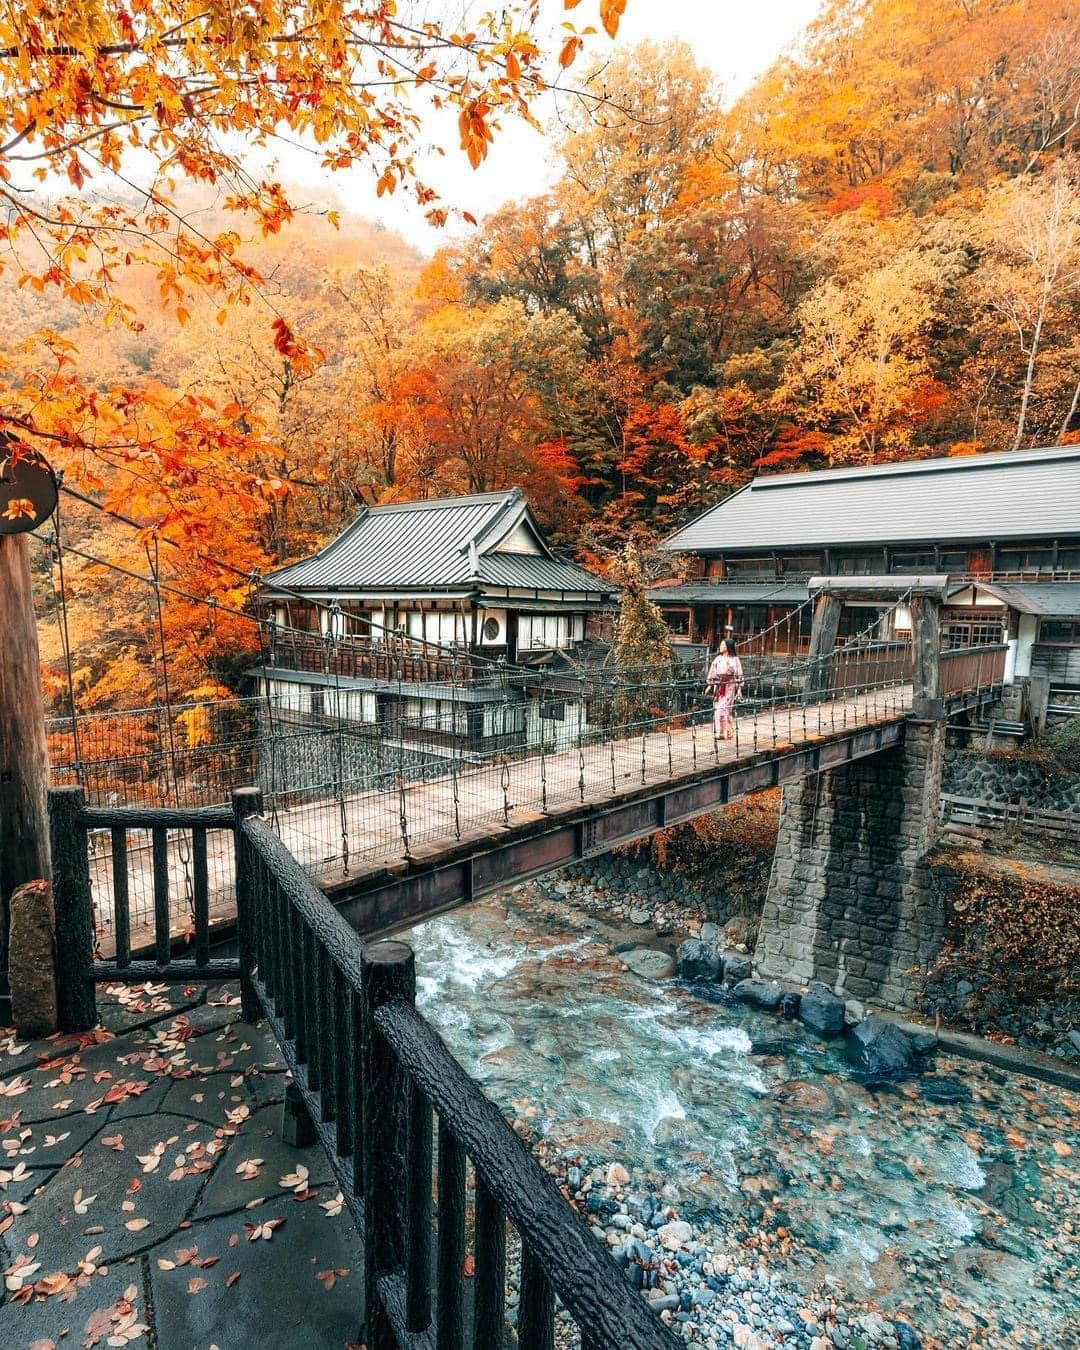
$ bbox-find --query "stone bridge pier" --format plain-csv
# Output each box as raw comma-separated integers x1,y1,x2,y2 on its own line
754,580,948,1010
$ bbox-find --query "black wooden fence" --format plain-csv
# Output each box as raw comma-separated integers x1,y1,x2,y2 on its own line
47,784,678,1350
47,785,245,1031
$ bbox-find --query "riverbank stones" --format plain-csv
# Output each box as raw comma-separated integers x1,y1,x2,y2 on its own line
622,947,676,980
799,981,846,1037
845,1014,918,1077
677,938,722,981
721,953,753,986
733,978,785,1011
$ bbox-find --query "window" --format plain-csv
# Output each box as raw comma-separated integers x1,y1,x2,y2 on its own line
406,610,469,646
838,606,884,639
996,545,1054,574
310,687,325,716
706,558,724,578
729,604,769,635
943,618,1005,648
1040,620,1080,643
835,551,886,576
540,699,566,721
403,697,468,735
485,703,527,737
662,608,691,636
340,602,370,637
937,551,970,574
778,552,824,577
725,556,776,580
517,613,582,650
890,550,937,573
1056,548,1080,570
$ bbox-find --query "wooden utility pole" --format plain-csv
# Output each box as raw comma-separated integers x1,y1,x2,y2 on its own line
0,532,51,1002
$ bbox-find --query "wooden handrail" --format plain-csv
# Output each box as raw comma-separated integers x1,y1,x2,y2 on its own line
235,813,678,1350
377,999,680,1350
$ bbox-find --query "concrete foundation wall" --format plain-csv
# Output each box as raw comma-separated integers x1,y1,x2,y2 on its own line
755,720,947,1009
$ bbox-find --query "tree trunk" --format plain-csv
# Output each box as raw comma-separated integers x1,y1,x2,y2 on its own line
0,533,51,1008
1012,308,1045,450
1058,372,1080,442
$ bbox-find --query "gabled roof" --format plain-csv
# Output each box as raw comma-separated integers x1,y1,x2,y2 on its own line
264,489,615,598
661,445,1080,553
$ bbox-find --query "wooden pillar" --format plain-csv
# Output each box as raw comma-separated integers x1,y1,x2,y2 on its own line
0,534,51,1021
806,592,843,695
911,594,942,719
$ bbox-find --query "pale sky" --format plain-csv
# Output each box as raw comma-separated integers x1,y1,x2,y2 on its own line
268,0,823,252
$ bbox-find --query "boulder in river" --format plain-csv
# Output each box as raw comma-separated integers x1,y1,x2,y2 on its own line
721,953,752,987
732,978,784,1011
844,1014,918,1078
676,939,721,982
798,981,846,1037
622,947,675,981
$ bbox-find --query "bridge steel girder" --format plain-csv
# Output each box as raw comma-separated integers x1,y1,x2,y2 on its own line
327,720,908,943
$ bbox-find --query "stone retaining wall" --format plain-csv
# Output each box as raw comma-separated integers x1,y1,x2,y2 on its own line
560,852,728,921
942,747,1080,811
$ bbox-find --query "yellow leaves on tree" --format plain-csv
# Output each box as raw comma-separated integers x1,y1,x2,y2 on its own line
0,0,628,540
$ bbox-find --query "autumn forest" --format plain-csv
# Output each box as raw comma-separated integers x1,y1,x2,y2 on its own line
7,0,1080,713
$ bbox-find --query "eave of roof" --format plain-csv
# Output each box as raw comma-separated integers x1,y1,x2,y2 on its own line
647,582,809,605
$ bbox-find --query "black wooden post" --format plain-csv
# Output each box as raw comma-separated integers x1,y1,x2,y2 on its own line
362,940,415,1350
231,786,263,1023
48,786,97,1032
281,1079,317,1148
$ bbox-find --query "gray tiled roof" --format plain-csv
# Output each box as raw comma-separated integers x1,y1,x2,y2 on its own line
977,582,1080,618
478,552,614,594
662,445,1080,553
264,489,614,599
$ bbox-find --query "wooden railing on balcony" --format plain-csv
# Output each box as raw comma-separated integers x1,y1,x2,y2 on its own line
270,632,478,684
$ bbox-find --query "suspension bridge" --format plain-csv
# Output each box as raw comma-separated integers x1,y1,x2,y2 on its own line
46,588,1004,960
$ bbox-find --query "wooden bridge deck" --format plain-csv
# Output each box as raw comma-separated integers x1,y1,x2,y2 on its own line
89,684,925,955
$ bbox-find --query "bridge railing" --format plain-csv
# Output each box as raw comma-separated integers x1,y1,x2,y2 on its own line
236,807,679,1350
938,643,1008,700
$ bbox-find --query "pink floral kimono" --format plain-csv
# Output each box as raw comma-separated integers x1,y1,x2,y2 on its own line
706,651,743,737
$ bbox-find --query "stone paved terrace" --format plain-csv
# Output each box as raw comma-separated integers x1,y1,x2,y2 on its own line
0,983,364,1350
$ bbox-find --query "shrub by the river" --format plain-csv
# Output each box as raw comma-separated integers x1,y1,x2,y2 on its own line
1048,716,1080,776
926,852,1080,1017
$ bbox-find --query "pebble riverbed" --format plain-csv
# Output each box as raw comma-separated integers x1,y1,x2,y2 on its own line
405,880,1080,1350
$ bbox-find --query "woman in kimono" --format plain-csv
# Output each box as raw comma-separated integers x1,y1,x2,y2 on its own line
705,638,743,740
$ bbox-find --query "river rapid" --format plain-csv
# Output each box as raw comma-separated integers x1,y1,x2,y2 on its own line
405,881,1080,1349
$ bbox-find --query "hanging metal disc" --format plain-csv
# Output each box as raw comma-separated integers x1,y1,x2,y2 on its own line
0,447,58,535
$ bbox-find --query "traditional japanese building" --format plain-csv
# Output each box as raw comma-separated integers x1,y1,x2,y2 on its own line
651,444,1080,730
253,489,618,756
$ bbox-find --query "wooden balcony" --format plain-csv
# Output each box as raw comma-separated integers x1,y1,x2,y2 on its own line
269,632,477,685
